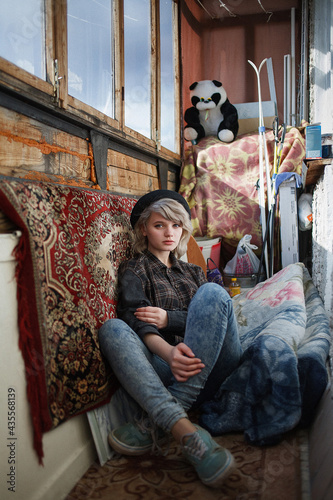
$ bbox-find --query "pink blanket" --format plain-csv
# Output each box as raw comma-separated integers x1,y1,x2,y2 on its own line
179,127,305,260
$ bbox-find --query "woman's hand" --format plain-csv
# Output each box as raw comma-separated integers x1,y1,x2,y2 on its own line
167,343,205,382
143,334,205,383
134,306,168,330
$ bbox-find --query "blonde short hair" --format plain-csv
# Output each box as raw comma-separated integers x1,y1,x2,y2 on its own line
132,198,193,258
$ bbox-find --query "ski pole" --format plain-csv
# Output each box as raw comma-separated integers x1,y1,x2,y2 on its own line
273,117,279,175
269,117,279,269
276,123,286,173
269,122,286,276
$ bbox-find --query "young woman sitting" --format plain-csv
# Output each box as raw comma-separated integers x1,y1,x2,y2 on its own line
99,190,242,488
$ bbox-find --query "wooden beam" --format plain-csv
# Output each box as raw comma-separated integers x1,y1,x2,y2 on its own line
151,0,158,148
0,89,88,139
158,159,169,190
90,131,108,190
54,0,68,108
305,159,333,186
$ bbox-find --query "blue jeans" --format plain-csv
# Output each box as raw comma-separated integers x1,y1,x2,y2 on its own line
99,283,242,433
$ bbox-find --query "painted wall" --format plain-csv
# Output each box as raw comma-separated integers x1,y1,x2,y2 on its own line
181,0,300,125
0,233,96,500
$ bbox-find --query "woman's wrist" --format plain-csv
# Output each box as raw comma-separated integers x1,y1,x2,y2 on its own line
143,333,173,362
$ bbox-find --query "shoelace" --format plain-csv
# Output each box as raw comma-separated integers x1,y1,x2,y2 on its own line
135,416,153,435
135,415,169,456
182,431,208,459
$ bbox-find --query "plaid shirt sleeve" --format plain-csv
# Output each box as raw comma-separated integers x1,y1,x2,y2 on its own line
116,268,161,340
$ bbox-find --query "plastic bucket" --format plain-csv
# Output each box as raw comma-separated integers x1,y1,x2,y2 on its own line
195,237,221,269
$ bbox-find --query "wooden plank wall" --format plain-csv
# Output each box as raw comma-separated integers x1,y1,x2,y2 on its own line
0,107,93,185
0,105,177,233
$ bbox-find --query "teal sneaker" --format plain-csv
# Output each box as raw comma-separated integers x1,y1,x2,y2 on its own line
108,420,166,456
181,425,235,488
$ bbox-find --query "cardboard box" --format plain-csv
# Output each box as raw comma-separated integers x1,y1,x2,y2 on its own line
279,177,299,267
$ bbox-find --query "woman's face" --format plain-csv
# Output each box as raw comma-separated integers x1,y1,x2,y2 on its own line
141,211,183,258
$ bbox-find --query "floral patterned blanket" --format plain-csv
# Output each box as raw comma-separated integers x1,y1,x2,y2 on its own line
0,177,135,462
200,263,331,445
179,127,305,258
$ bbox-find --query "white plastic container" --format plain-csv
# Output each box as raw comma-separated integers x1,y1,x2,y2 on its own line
195,237,221,269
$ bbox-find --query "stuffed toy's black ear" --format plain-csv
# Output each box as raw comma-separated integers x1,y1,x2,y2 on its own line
189,82,198,90
212,80,222,87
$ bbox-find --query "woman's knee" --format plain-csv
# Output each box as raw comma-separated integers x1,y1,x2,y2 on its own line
194,282,231,304
188,283,235,325
98,318,127,350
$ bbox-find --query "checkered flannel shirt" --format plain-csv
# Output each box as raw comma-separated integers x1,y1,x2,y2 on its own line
116,250,207,344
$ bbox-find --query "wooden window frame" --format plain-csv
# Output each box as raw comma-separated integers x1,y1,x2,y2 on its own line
0,0,181,160
0,0,54,97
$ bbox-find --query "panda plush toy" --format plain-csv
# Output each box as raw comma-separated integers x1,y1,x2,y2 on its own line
184,80,239,144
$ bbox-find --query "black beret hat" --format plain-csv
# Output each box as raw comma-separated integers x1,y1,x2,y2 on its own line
130,189,191,228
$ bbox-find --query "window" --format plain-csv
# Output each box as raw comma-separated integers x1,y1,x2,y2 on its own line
0,0,46,80
67,0,114,118
160,0,177,152
124,0,151,138
0,0,180,156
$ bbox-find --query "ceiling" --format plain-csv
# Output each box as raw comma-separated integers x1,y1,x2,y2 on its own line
196,0,300,21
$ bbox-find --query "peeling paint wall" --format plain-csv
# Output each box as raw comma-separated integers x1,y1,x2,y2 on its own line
308,0,333,332
309,0,333,133
308,162,333,500
312,165,333,330
308,0,333,330
308,4,333,495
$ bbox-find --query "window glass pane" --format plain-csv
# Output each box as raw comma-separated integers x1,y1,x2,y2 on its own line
160,0,176,152
124,0,151,138
67,0,114,117
0,0,46,79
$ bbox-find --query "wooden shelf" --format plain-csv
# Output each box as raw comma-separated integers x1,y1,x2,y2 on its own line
305,158,333,186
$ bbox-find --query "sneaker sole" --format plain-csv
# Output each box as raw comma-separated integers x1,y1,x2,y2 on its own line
200,451,235,488
108,431,168,457
108,432,153,456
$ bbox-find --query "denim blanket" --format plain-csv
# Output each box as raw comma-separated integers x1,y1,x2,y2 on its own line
200,263,331,445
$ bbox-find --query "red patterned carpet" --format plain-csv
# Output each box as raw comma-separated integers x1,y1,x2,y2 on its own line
67,430,305,499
